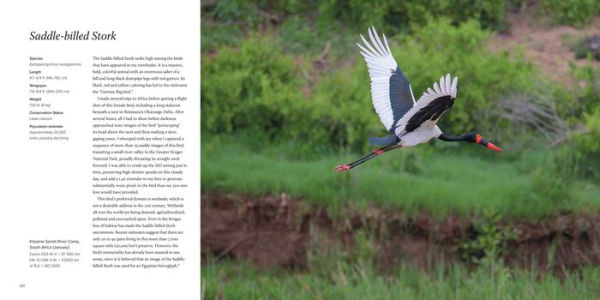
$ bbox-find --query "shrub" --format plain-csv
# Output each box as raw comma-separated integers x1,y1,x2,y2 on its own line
558,111,600,179
531,167,570,205
201,36,305,136
201,36,382,152
317,0,507,32
551,64,600,180
572,64,600,115
458,208,516,264
571,37,600,61
278,15,357,58
575,111,600,177
298,63,381,151
203,0,507,33
552,80,600,182
541,0,600,27
201,19,243,52
207,0,260,24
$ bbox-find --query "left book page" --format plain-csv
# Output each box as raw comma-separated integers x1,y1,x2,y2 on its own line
0,1,200,299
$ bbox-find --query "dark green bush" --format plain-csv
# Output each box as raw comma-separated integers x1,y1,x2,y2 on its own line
201,37,382,152
458,208,515,264
318,0,507,33
555,111,600,179
299,64,381,151
573,111,600,178
531,166,570,205
573,64,600,115
571,37,600,61
201,19,243,52
208,0,260,24
201,36,305,135
277,15,356,57
549,65,600,180
204,0,507,33
541,0,600,27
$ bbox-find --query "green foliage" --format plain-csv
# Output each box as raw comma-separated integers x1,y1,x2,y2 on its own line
458,209,516,264
541,0,600,27
354,230,377,264
201,36,382,152
555,110,600,179
571,37,600,61
531,167,571,204
573,64,600,114
242,0,318,15
201,36,305,136
573,40,590,59
278,15,356,57
201,19,243,52
576,111,600,164
207,0,260,24
202,258,600,299
311,0,506,33
552,65,600,180
316,0,393,33
203,0,507,33
300,64,381,151
508,0,529,12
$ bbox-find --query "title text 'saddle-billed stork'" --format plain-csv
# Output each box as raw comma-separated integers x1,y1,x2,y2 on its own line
334,27,502,172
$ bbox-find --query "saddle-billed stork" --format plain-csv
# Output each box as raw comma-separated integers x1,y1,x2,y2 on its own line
334,27,502,172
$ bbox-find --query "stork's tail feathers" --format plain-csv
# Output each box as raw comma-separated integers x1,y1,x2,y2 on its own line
369,135,399,146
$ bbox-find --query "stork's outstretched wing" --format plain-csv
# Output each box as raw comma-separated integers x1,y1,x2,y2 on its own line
357,27,415,132
393,74,458,137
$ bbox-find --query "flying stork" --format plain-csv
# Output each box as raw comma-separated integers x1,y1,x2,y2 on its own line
334,27,502,172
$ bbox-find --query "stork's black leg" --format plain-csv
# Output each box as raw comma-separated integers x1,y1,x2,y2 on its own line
334,144,401,172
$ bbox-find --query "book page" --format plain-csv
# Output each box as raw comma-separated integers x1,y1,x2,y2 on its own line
0,1,200,299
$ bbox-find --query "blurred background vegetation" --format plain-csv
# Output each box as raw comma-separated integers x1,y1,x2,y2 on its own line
202,0,600,298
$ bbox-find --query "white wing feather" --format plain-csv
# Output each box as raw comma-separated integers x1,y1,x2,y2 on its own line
357,26,414,131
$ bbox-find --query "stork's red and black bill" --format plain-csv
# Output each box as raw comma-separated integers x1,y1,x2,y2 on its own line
476,134,503,152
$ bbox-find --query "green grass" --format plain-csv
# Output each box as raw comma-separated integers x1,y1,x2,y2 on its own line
202,135,600,219
202,259,600,299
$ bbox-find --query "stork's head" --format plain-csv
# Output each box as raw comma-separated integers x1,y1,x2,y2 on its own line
465,132,502,151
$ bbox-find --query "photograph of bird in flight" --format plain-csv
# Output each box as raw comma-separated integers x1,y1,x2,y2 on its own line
334,27,503,172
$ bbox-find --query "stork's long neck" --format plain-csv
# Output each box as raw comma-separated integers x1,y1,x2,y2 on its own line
438,132,503,151
438,133,473,142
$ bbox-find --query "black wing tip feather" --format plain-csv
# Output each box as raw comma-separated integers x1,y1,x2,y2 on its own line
404,95,454,132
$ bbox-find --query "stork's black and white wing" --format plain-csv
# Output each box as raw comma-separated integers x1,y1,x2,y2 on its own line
393,74,458,137
357,27,415,133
